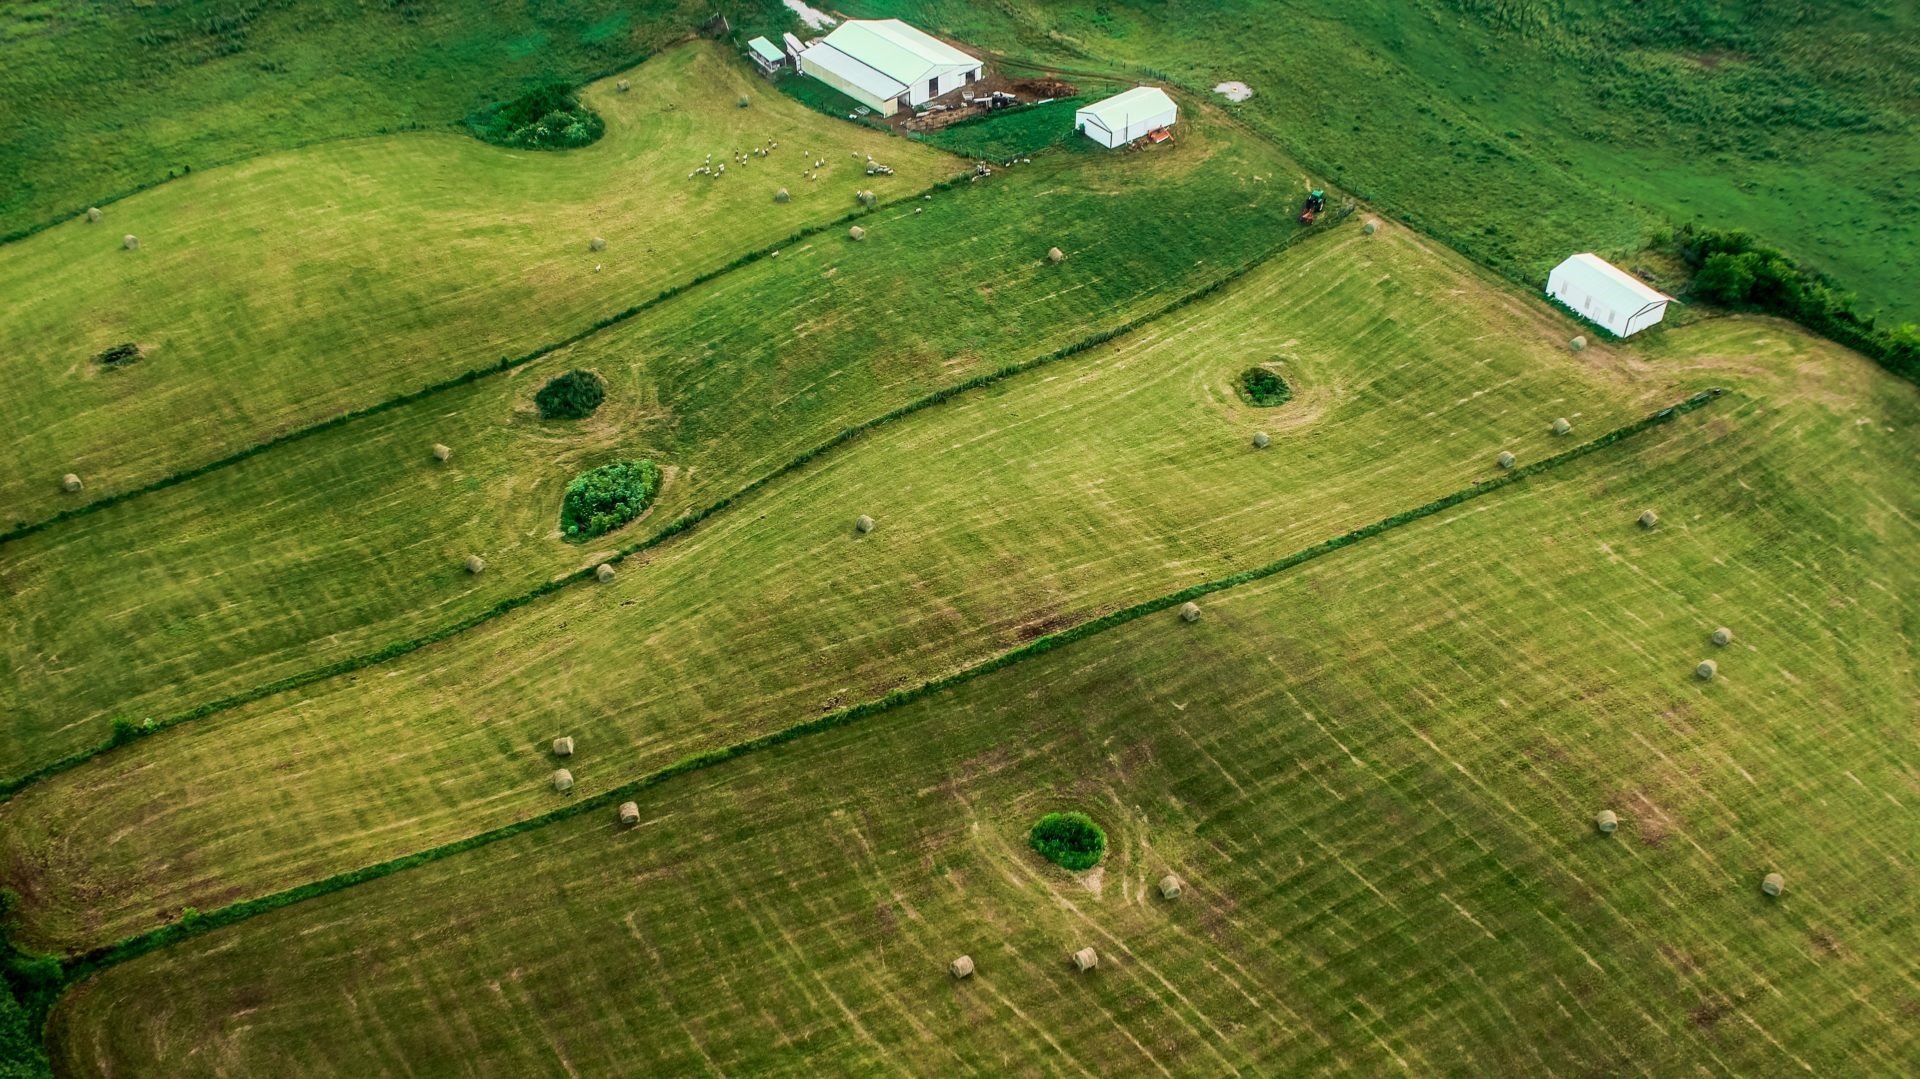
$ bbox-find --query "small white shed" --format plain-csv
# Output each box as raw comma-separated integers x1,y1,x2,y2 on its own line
1546,253,1672,338
1076,86,1178,148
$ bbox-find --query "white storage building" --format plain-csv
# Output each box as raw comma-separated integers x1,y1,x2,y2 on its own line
1546,253,1672,338
1076,86,1178,148
797,20,982,117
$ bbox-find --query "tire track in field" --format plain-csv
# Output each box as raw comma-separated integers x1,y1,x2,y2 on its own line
49,388,1724,992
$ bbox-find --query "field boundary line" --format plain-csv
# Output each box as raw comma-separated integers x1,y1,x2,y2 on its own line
0,173,972,550
48,387,1725,983
0,217,1332,800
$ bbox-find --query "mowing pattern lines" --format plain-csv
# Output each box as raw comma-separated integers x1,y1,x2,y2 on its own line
0,41,952,524
0,110,1301,779
47,383,1918,1073
2,223,1681,953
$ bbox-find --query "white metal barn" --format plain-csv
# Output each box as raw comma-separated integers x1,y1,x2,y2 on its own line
797,20,982,117
1546,253,1672,337
1075,86,1178,148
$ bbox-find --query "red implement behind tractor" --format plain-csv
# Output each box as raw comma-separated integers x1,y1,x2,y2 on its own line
1299,188,1326,224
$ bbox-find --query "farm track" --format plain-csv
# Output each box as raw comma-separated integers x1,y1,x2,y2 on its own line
55,386,1724,984
0,213,1332,800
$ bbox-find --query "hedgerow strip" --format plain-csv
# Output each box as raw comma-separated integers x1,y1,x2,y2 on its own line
0,213,1330,801
55,386,1724,983
0,174,970,549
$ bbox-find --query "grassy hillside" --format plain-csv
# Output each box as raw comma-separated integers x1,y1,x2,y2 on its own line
0,42,953,526
849,0,1920,321
44,345,1918,1073
0,105,1302,781
3,220,1721,953
0,0,779,240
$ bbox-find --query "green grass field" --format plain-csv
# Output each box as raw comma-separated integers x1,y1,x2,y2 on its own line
0,42,953,526
0,221,1762,954
849,0,1920,321
0,99,1301,781
3,11,1917,1077
40,331,1917,1073
0,0,797,240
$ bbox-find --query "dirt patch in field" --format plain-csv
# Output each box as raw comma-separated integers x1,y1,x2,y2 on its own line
1213,81,1252,102
895,72,1079,135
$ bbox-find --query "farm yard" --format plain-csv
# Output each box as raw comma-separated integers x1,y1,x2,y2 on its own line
1,4,1916,1077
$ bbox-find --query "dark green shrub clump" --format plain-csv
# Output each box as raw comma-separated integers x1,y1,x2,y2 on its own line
561,459,660,541
534,369,606,420
94,342,141,367
1029,811,1106,871
468,82,605,151
1238,366,1293,406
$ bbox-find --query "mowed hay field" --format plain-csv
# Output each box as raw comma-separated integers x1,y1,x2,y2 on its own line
0,40,953,524
45,356,1919,1075
0,221,1809,954
0,104,1304,779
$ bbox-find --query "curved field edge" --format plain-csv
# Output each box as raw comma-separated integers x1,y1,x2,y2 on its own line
0,41,954,524
51,389,1724,980
45,389,1917,1074
0,200,1326,798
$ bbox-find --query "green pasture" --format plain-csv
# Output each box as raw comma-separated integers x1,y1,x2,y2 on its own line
0,41,953,526
46,353,1917,1074
0,104,1301,780
5,221,1725,953
0,0,786,239
849,0,1920,320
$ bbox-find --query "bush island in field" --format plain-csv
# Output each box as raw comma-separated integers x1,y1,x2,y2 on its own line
1029,811,1106,871
561,460,660,541
534,369,606,420
1238,366,1293,407
468,83,605,151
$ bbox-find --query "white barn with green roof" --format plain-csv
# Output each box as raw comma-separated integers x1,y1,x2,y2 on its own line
797,19,982,116
1076,86,1178,148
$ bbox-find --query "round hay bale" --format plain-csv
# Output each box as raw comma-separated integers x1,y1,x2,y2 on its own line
1695,659,1718,681
616,79,631,92
465,554,486,574
551,768,574,793
618,800,640,825
1710,626,1733,646
737,95,751,108
61,473,83,493
552,736,575,757
1594,810,1618,835
1638,509,1659,530
1047,246,1065,263
589,236,607,252
855,190,876,207
85,207,103,223
1761,872,1785,897
122,234,139,250
1072,947,1099,972
854,514,874,534
431,443,452,462
1158,874,1183,899
1569,335,1587,352
1551,417,1572,436
1179,601,1201,623
949,955,974,979
1497,451,1517,469
595,563,617,584
1252,431,1270,449
849,225,867,242
1362,219,1378,235
774,187,790,203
